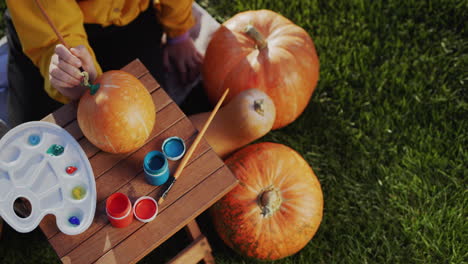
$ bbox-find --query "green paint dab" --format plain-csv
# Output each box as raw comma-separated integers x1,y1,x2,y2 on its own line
47,144,64,156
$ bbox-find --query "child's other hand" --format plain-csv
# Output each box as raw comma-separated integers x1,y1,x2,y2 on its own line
163,37,203,86
49,44,97,100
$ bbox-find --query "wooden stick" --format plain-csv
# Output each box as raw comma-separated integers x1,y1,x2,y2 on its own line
36,0,91,77
158,88,230,205
34,0,70,49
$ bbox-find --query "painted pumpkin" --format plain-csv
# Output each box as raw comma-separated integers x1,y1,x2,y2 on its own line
203,10,320,129
211,142,323,260
77,70,155,153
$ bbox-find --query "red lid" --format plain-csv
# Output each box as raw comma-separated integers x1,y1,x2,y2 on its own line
106,193,131,218
134,197,158,222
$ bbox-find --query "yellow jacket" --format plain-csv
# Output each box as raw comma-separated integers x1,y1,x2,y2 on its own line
6,0,195,103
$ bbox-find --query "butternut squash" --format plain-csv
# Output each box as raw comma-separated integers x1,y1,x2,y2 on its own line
189,89,276,158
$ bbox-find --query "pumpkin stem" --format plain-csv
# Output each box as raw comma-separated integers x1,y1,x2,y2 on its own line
259,188,282,217
81,71,100,95
254,99,265,116
244,25,267,50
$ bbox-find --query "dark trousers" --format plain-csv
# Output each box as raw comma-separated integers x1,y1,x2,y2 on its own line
5,7,209,127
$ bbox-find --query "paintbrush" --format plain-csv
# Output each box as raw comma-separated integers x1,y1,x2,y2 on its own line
158,88,230,205
34,0,100,94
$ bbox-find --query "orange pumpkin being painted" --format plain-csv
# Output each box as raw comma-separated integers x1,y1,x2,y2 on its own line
203,10,320,129
77,70,155,154
211,142,323,260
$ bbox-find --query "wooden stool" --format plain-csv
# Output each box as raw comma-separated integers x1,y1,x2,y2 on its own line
167,220,215,264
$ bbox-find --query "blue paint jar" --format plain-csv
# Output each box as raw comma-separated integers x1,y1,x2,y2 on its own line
143,151,169,186
162,137,186,161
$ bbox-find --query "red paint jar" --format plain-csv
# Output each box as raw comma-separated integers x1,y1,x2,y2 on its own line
106,193,133,228
133,196,158,223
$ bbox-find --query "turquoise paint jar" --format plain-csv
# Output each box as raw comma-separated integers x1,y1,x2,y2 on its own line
143,151,169,186
162,137,186,161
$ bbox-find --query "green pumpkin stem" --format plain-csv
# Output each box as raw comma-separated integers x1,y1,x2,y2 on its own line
80,71,100,95
244,24,267,49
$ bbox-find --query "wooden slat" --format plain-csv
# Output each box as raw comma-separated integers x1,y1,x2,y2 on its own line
42,101,78,127
58,151,225,263
120,59,149,79
185,221,203,240
167,236,212,264
92,166,237,264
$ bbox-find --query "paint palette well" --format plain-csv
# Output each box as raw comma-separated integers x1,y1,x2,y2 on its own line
0,121,96,235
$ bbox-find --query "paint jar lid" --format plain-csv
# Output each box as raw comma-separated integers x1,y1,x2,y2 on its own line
162,137,186,161
133,196,158,223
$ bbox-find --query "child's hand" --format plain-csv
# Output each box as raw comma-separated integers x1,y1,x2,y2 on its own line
49,44,97,100
163,37,203,85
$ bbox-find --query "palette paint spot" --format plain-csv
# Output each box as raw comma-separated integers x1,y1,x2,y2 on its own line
66,166,77,175
47,144,64,156
72,186,86,200
68,216,80,226
28,134,41,146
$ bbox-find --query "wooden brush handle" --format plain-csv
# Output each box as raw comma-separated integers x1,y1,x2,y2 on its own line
173,88,229,180
158,88,230,205
34,0,70,49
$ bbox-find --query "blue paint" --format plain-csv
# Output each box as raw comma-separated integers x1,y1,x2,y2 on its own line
143,151,169,186
28,134,41,146
68,216,80,226
148,156,165,171
162,137,185,160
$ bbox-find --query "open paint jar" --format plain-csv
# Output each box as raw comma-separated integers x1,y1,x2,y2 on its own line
133,196,158,223
106,193,133,228
162,137,186,161
143,151,169,186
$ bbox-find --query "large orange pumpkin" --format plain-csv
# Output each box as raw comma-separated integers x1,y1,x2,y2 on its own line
77,70,155,153
211,142,323,260
203,10,320,129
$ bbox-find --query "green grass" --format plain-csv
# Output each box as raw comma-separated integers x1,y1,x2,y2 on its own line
1,0,467,263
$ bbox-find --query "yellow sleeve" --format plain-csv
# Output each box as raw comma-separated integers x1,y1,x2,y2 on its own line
6,0,102,104
153,0,195,38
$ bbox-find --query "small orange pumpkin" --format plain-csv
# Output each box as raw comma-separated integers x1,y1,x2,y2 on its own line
77,70,155,153
203,10,320,129
211,142,323,260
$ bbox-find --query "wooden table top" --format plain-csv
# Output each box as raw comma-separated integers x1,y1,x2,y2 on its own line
39,60,238,264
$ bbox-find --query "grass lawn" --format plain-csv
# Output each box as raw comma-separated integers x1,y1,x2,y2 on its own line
0,0,467,263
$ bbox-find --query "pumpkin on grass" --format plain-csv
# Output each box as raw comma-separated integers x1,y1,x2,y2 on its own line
203,10,320,129
211,142,323,260
189,88,275,158
77,70,155,154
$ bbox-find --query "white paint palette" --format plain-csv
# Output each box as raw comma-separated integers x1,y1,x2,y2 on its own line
0,121,96,235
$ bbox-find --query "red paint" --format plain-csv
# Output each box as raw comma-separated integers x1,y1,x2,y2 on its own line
106,193,133,228
106,193,131,218
66,166,77,174
134,198,157,220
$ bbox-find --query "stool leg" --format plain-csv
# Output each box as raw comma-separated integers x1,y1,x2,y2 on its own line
184,220,215,264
